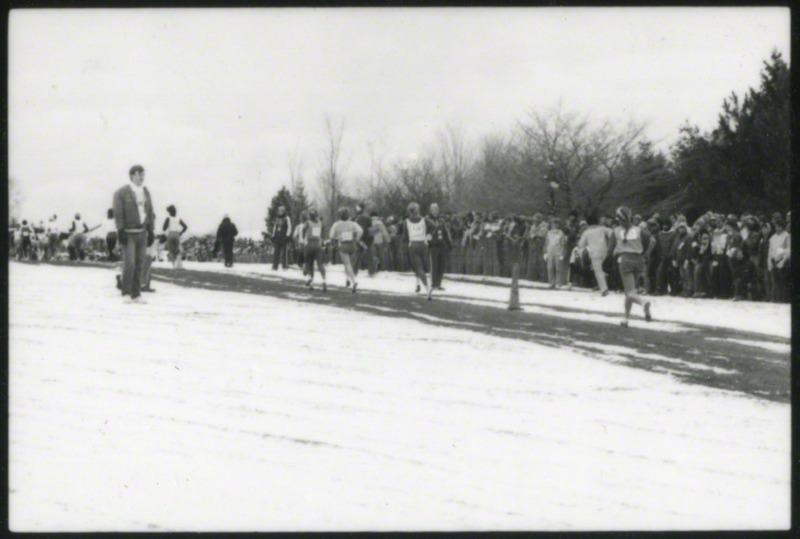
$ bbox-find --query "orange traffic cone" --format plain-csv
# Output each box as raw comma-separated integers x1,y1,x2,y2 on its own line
508,262,523,311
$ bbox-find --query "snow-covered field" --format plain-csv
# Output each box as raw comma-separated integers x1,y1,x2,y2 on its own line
8,262,791,531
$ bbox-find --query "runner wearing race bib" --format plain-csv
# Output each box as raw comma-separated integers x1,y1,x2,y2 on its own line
403,202,434,301
302,209,327,291
609,206,653,327
328,207,363,293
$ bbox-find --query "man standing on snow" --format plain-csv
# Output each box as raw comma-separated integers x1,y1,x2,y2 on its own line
271,205,291,270
426,203,452,291
113,164,155,303
353,203,374,276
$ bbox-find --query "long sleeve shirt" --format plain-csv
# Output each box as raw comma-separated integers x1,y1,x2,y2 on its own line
578,225,611,259
369,218,391,245
768,231,790,268
328,220,363,243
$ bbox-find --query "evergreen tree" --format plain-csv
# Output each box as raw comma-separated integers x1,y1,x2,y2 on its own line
291,180,311,223
670,50,790,215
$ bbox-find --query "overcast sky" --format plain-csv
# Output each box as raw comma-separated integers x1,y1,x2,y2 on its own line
9,7,789,235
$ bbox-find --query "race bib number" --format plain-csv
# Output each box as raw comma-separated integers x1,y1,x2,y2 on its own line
311,224,322,236
341,231,354,241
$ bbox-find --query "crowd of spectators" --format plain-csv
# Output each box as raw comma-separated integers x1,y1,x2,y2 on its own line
11,206,791,304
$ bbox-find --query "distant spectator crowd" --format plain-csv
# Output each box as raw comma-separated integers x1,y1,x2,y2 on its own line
10,206,791,304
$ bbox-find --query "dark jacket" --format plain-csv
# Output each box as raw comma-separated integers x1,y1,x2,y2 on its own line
355,212,373,245
272,215,291,241
674,235,691,264
426,215,453,248
658,230,676,260
113,184,154,232
217,218,238,244
742,230,762,260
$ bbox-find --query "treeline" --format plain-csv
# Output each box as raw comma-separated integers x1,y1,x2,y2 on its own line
266,51,789,229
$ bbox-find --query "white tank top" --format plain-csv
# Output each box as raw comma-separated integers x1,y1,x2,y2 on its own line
614,225,644,255
406,219,427,243
166,216,183,233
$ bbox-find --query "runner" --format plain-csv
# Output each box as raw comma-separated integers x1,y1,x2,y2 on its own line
68,213,90,261
328,207,363,293
608,206,653,327
302,209,327,292
403,202,434,301
19,220,32,260
163,205,188,269
101,209,119,261
34,220,49,261
293,210,309,274
47,215,61,261
8,222,16,259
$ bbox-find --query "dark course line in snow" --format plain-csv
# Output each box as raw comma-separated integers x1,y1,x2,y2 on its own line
29,261,790,403
153,267,788,403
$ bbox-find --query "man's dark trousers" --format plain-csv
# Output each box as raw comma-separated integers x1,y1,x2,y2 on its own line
223,241,234,267
272,239,288,269
122,231,147,298
430,244,447,288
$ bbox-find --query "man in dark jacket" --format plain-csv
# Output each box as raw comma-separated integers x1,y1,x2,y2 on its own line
427,203,453,290
112,164,155,303
271,206,291,270
656,219,676,295
353,203,374,276
216,215,239,267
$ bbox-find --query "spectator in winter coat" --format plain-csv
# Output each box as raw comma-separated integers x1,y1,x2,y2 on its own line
691,231,713,297
656,220,676,295
426,204,452,290
673,223,692,297
724,217,746,301
709,218,730,299
768,217,790,302
525,213,548,283
642,220,659,294
113,164,155,302
544,218,567,288
578,213,612,295
19,220,33,260
758,221,773,300
271,206,292,270
215,215,239,267
741,217,762,300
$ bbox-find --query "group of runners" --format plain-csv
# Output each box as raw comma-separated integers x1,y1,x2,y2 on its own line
18,164,655,325
285,201,654,326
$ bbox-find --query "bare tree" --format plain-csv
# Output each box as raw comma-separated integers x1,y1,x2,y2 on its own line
517,104,645,214
436,123,473,207
316,116,347,223
286,147,305,193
